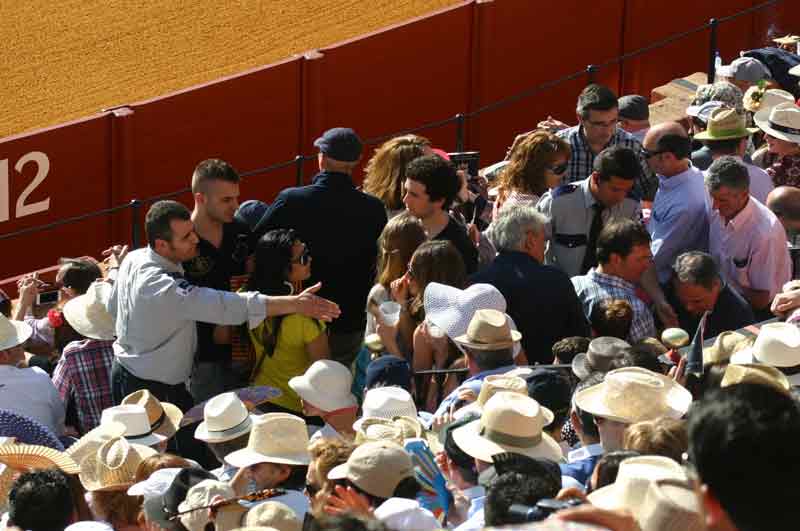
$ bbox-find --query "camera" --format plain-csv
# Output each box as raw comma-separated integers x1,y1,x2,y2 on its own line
508,498,584,522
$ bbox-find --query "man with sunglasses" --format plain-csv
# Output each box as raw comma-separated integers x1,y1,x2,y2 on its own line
536,145,642,279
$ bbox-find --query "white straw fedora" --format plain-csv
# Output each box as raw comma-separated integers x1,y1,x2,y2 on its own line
78,436,157,492
452,391,563,463
100,405,167,447
194,392,254,443
574,367,692,424
454,374,553,423
122,390,183,440
754,101,800,144
730,322,800,366
453,309,521,350
65,421,127,465
353,387,418,431
225,413,310,468
288,360,356,412
0,314,32,351
588,456,687,517
62,282,115,340
702,331,749,365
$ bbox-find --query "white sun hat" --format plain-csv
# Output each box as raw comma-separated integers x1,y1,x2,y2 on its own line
99,405,167,447
754,101,800,144
288,360,356,412
0,314,32,351
194,392,254,443
62,281,115,340
353,386,418,431
224,413,310,469
730,322,800,386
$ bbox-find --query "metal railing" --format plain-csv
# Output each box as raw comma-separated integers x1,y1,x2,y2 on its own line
0,0,784,250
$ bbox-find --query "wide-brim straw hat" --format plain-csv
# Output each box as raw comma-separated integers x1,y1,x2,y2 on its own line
703,331,749,365
637,479,704,531
225,413,310,468
66,421,127,465
452,391,563,464
122,390,183,440
754,101,800,144
572,336,630,380
721,363,791,394
730,322,800,368
79,436,157,492
288,360,356,412
454,374,553,423
100,405,167,447
575,367,692,424
62,282,115,340
743,86,795,113
195,392,255,443
0,314,32,351
453,309,522,350
181,386,282,428
693,107,758,141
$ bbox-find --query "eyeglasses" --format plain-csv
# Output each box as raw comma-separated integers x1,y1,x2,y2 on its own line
548,163,568,175
292,247,311,266
640,147,667,159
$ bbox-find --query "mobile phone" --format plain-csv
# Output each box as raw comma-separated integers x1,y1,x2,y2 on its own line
448,151,480,177
36,290,59,305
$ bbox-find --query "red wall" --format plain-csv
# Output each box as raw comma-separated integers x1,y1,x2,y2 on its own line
1,0,797,288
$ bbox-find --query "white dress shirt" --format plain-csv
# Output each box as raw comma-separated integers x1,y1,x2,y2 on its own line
709,197,791,301
0,365,65,436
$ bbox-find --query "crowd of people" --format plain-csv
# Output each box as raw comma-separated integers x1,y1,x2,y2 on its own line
2,37,800,531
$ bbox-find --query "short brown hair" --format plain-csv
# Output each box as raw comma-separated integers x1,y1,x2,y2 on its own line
623,418,688,463
596,219,651,264
590,299,634,340
191,158,240,194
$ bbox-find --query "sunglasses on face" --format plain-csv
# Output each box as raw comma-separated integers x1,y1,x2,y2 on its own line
292,247,311,266
548,163,568,175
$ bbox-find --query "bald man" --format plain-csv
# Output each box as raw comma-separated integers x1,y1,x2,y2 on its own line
767,186,800,234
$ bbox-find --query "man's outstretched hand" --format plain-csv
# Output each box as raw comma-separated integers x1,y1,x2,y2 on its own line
295,282,341,322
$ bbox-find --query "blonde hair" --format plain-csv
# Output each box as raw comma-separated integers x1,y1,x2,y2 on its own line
376,212,426,289
497,130,570,199
623,418,688,463
308,438,355,515
363,134,431,211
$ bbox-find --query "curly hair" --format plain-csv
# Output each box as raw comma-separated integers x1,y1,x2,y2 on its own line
308,438,355,516
363,134,431,211
375,212,426,289
496,130,570,199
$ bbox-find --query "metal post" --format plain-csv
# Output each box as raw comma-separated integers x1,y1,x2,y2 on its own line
129,199,142,249
708,18,718,84
295,155,305,186
586,64,597,85
455,113,466,152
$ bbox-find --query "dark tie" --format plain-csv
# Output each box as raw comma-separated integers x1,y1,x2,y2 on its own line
581,203,605,274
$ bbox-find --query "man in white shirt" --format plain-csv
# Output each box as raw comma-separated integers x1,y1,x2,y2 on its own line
706,156,792,315
0,315,65,436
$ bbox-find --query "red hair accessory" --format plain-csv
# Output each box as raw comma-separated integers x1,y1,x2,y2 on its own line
47,309,65,328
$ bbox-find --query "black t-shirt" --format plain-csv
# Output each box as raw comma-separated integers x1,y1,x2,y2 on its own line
433,215,478,274
183,220,251,363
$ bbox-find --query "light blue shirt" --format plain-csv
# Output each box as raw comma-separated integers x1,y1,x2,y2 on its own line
649,165,709,282
454,487,486,531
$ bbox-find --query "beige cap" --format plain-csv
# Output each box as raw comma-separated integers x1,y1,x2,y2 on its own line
242,501,300,531
328,440,414,499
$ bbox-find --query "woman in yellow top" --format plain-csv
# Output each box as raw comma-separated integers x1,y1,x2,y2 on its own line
247,229,329,414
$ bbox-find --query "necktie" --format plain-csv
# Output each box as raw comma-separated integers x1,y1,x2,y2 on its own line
581,203,605,274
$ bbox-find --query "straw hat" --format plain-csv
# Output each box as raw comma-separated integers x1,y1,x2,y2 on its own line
122,390,183,440
354,421,405,446
66,421,127,465
0,314,32,351
721,363,791,394
288,360,356,412
574,367,692,424
452,391,563,463
730,322,800,368
743,86,795,113
774,35,800,45
79,436,157,491
754,101,800,144
242,501,301,531
194,392,254,443
455,374,554,423
0,443,79,474
178,479,244,531
100,405,167,447
225,413,310,468
181,386,282,428
453,309,521,350
637,479,704,531
702,331,749,365
328,440,414,499
587,455,687,512
572,337,630,380
62,282,115,340
694,107,758,141
353,387,418,431
791,64,800,77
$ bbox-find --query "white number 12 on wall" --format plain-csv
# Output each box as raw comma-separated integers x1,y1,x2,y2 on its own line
0,151,50,222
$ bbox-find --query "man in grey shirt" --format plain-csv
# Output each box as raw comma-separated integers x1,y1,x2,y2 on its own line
106,200,340,411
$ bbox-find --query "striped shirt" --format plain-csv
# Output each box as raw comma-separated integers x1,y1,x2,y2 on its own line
557,125,659,201
571,268,656,342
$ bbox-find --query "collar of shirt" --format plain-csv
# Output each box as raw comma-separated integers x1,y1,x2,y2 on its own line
589,268,637,292
312,171,355,188
496,250,540,266
579,177,597,209
145,246,183,275
567,442,604,463
721,197,756,231
657,165,696,190
462,485,486,503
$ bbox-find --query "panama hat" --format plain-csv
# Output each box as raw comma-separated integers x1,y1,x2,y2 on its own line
66,421,127,464
454,374,553,423
225,413,310,468
574,367,692,424
353,387,418,431
743,86,795,113
588,456,688,519
754,101,800,144
637,479,704,531
572,337,630,380
453,309,521,350
720,363,791,394
181,386,282,428
121,390,183,440
0,314,32,351
702,331,749,365
194,392,254,443
79,436,157,491
0,443,79,474
100,405,167,447
694,107,758,141
328,440,414,499
730,323,800,386
288,360,356,412
62,282,115,340
452,391,563,464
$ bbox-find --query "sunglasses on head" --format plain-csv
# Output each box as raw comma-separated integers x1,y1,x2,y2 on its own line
548,163,568,175
292,247,311,266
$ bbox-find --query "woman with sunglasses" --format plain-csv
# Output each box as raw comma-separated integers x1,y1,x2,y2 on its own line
493,130,571,218
245,229,330,416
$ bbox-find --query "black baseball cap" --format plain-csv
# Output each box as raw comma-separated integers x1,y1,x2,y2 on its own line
313,127,363,162
365,356,412,392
